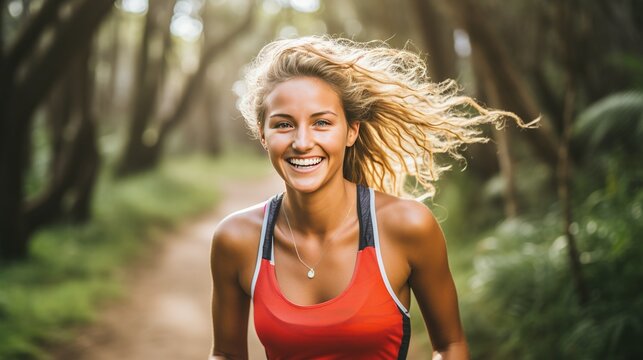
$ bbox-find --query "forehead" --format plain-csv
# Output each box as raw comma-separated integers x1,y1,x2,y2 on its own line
264,77,343,115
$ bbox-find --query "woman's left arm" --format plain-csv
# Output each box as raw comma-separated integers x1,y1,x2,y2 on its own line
397,201,469,360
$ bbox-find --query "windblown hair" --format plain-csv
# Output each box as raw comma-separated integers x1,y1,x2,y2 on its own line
237,36,537,198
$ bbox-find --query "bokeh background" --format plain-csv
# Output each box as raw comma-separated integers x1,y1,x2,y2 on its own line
1,0,642,359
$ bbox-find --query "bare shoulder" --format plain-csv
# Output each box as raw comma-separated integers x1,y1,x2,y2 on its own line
210,201,267,272
374,190,441,248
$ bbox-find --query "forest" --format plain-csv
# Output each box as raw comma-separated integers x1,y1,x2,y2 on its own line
1,0,642,359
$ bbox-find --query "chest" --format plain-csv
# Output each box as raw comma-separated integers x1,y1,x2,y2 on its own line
240,222,411,309
252,250,409,359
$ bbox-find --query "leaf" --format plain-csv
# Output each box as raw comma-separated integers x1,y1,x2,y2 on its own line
572,91,643,155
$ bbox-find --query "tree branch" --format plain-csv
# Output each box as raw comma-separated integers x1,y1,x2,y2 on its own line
159,2,256,138
12,0,114,124
4,0,73,80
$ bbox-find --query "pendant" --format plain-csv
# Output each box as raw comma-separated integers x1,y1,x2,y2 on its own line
307,269,315,279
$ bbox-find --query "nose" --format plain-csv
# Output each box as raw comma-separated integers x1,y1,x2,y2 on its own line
292,126,314,152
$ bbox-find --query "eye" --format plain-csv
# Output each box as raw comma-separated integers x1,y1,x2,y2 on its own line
274,121,293,129
314,119,331,127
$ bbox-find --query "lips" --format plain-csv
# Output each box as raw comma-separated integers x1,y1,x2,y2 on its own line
286,156,323,168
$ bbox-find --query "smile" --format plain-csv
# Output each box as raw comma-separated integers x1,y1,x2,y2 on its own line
287,157,323,168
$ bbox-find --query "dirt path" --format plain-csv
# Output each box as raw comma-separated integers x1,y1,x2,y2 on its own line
52,174,283,360
52,174,429,359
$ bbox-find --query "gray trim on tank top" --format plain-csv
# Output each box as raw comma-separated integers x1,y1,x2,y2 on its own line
370,188,411,317
251,198,272,298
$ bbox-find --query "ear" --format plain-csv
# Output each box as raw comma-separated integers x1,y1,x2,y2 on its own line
259,125,267,150
346,121,360,147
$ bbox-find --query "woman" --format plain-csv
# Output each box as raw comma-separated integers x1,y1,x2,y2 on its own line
210,36,534,359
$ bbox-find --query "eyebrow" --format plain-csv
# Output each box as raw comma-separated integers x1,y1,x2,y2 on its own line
269,111,338,119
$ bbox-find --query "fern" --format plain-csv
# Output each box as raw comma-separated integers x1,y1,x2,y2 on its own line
572,91,643,155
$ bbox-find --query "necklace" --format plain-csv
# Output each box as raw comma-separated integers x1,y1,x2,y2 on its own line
281,194,354,279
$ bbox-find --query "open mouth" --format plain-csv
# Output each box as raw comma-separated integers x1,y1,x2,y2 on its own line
287,157,323,169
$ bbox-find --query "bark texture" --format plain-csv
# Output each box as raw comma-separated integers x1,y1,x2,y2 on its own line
0,0,113,262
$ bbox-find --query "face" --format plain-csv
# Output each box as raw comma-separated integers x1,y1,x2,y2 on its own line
260,76,360,193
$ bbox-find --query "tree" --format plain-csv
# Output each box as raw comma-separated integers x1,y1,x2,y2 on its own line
24,43,100,231
411,0,457,82
442,0,560,170
116,1,256,176
0,0,115,262
115,0,174,176
434,0,595,304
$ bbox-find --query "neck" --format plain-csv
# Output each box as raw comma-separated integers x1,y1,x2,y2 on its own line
282,177,356,238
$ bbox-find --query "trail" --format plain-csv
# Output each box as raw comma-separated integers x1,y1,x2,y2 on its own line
52,174,429,359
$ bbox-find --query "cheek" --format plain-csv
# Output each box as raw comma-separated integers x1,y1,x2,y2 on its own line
317,132,351,156
264,132,289,153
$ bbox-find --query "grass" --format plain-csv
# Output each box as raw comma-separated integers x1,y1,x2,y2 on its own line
0,152,271,360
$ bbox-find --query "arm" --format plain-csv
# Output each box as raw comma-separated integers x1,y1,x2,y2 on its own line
403,203,469,360
209,218,252,360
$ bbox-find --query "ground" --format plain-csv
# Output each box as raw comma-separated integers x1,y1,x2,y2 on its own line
51,174,430,359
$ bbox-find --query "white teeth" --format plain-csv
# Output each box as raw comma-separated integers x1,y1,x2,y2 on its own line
289,157,322,167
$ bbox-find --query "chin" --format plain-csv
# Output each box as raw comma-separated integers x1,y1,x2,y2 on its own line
283,179,325,194
275,165,330,195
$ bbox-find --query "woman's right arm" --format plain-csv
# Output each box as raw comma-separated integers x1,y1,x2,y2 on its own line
209,216,252,360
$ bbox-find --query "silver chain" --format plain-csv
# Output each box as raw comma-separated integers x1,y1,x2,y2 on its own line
281,194,354,279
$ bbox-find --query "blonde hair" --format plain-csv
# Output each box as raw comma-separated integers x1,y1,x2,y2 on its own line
237,36,537,198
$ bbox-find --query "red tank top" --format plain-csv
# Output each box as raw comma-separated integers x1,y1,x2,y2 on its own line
251,185,411,359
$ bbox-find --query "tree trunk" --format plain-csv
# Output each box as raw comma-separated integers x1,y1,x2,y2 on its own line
201,3,223,155
492,128,519,217
157,5,255,142
46,72,74,178
444,0,560,171
0,106,30,261
414,0,499,182
204,85,223,155
24,43,100,231
469,33,520,218
4,0,72,81
69,44,100,223
412,0,457,82
0,0,114,262
116,0,172,176
558,84,588,305
557,0,588,306
117,2,256,175
98,12,121,115
0,0,5,67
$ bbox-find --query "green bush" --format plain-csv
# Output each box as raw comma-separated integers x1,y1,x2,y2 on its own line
462,179,643,359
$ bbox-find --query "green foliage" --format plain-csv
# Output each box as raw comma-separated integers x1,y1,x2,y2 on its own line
461,176,643,359
425,94,643,358
0,153,270,360
430,169,504,241
609,54,643,90
572,91,643,157
571,91,643,195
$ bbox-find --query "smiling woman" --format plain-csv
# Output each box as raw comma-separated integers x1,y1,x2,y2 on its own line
209,36,536,360
261,77,360,194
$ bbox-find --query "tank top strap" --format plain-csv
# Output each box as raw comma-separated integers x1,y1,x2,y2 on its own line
260,186,375,257
251,193,282,298
261,192,283,262
367,186,410,316
356,184,375,250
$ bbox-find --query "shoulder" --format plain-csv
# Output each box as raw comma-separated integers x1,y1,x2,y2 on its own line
373,190,445,266
210,200,268,268
374,190,441,245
